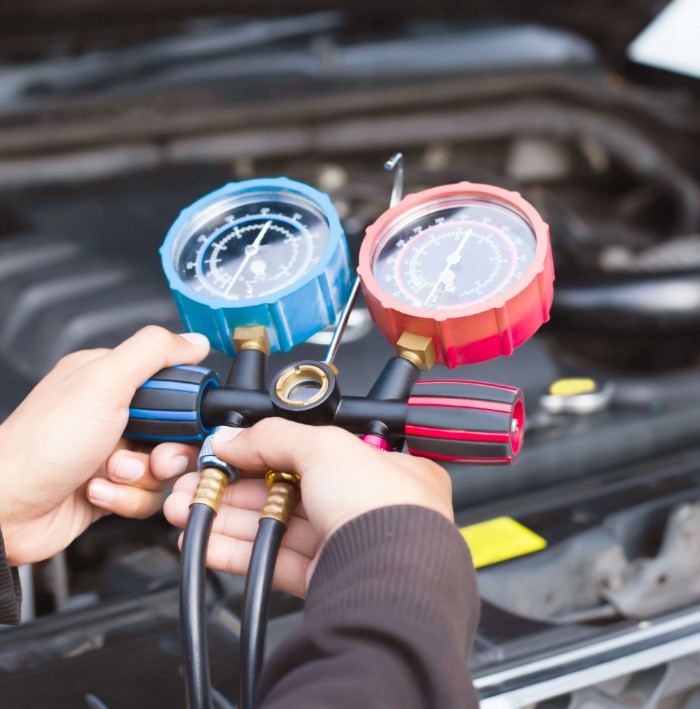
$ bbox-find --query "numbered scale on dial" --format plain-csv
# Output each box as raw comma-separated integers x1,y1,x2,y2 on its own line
372,198,537,310
161,178,352,354
175,191,331,301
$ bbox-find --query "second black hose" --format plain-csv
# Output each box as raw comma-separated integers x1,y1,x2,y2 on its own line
239,517,286,709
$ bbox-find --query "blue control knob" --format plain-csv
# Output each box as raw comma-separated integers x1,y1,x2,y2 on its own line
125,365,219,442
160,178,352,355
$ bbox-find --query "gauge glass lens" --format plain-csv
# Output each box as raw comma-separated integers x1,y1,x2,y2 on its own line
173,190,330,301
372,197,537,310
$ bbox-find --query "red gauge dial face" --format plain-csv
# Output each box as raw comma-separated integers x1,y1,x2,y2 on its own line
371,197,537,310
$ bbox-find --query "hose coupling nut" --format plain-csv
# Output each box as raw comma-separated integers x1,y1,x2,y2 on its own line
261,471,301,526
191,467,229,513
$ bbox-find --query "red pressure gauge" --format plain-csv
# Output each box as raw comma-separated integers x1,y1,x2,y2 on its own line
358,182,554,368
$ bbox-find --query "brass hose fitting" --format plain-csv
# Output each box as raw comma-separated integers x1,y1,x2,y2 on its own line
396,332,436,371
191,467,229,513
261,470,302,526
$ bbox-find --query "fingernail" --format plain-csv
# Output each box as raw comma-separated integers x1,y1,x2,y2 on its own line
113,456,144,482
88,479,117,505
214,426,244,443
167,455,190,478
179,332,209,347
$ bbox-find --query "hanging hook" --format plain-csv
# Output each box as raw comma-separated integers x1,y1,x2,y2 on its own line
385,152,404,208
324,152,405,364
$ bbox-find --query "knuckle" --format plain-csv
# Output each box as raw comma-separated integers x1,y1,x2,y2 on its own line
135,325,172,349
253,416,287,440
173,472,198,494
131,492,160,519
163,492,185,524
323,425,354,446
318,426,361,459
80,359,111,389
54,349,93,371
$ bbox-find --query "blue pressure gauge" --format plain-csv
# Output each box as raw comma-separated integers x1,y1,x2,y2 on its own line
161,178,353,354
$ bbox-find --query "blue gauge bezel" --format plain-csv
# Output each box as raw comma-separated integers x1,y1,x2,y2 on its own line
160,177,344,310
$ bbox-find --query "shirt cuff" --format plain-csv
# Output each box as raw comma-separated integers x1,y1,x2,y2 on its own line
305,505,478,658
0,525,21,625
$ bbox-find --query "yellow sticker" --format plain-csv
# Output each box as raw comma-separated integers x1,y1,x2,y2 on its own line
549,377,597,397
459,516,547,569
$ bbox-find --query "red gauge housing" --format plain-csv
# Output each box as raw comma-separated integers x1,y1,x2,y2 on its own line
358,182,554,368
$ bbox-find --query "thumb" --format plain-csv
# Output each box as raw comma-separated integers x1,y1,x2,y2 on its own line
211,418,365,474
96,327,210,401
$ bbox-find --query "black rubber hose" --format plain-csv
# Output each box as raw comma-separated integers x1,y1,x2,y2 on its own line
239,517,286,709
181,502,217,709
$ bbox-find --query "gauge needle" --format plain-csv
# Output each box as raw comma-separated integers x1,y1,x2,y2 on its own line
423,231,471,306
224,220,273,296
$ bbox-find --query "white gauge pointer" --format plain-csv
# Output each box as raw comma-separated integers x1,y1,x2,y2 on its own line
224,220,273,297
423,230,472,307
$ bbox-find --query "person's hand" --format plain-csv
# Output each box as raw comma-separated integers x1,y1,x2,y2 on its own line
162,418,453,598
0,327,209,566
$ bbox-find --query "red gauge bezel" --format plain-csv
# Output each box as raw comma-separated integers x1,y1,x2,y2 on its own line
358,182,555,368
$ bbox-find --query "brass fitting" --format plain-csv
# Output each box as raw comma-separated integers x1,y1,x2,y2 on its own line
274,363,329,406
261,470,302,526
396,332,436,371
233,325,271,356
191,467,229,513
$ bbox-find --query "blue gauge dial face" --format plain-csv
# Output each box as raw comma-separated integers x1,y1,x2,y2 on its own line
371,197,537,311
173,190,330,301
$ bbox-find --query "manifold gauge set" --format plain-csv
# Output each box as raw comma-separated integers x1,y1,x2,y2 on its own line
123,156,555,709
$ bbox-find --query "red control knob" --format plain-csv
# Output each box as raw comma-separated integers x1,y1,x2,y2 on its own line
405,379,524,464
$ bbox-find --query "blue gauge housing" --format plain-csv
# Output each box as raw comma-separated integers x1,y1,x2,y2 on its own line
161,178,353,355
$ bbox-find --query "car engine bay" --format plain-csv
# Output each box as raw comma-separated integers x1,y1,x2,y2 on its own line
1,5,700,707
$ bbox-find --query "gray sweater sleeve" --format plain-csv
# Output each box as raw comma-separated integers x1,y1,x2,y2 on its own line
258,505,480,708
0,526,21,625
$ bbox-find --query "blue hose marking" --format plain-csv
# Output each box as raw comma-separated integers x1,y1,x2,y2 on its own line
173,365,211,374
141,381,199,393
128,408,197,421
124,432,203,442
200,378,218,435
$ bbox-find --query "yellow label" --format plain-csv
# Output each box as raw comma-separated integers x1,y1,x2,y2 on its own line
459,517,547,569
549,377,597,397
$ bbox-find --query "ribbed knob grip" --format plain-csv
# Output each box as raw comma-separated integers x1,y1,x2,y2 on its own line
405,380,524,464
125,365,219,442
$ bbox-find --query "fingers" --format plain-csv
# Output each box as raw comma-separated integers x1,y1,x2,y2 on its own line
172,473,267,509
189,531,311,598
148,442,199,482
87,478,164,519
212,418,363,473
96,326,210,396
165,490,318,558
53,348,110,377
104,448,181,491
170,473,309,519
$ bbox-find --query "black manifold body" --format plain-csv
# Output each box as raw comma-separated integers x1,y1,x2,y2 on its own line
126,350,525,465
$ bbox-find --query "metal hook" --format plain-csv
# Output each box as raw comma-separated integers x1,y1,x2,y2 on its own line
385,152,404,208
324,152,405,364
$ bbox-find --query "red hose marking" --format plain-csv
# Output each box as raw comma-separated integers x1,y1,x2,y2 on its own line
408,449,512,464
405,425,509,442
407,396,512,413
415,379,519,393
